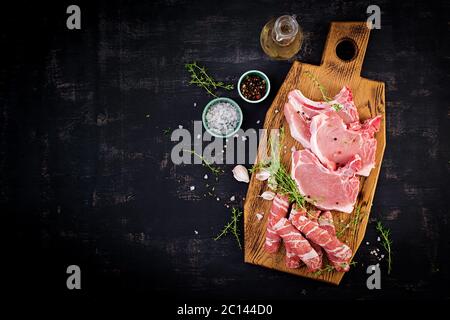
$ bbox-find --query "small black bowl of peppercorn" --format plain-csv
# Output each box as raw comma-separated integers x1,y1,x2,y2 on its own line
237,70,271,104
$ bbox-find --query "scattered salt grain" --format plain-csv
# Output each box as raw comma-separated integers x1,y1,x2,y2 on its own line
197,134,201,139
193,102,197,107
377,237,381,242
221,149,224,153
216,197,220,201
178,125,183,129
204,174,208,179
366,241,370,245
275,109,279,113
230,196,235,201
194,230,198,235
256,213,263,221
256,120,261,124
190,186,195,191
205,102,239,135
381,254,385,258
241,136,247,141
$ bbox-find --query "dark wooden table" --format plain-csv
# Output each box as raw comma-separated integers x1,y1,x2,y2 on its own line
2,0,449,301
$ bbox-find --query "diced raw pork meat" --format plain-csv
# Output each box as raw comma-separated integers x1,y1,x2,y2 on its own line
290,206,352,272
310,111,381,176
264,194,290,253
272,217,322,271
291,149,361,213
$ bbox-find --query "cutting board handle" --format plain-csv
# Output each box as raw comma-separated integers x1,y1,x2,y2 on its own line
320,22,371,77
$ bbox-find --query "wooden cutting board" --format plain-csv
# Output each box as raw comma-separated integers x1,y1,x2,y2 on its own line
244,22,386,285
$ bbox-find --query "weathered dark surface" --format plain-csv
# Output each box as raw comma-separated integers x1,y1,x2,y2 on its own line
1,0,449,300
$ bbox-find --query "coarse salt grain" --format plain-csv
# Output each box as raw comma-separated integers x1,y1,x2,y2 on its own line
256,213,264,221
205,102,239,135
204,174,208,179
230,196,235,201
194,230,198,235
190,186,195,191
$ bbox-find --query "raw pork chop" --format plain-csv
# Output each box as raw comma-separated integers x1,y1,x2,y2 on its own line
291,149,361,213
310,111,381,176
284,86,359,149
289,86,359,124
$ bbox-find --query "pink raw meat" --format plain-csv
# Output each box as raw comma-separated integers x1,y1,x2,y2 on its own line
291,149,361,213
285,87,360,149
289,86,359,124
284,101,312,148
310,111,381,176
272,217,322,272
264,194,290,253
290,206,353,272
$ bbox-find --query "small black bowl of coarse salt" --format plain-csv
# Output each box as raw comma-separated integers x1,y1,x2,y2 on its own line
202,97,243,138
238,70,271,103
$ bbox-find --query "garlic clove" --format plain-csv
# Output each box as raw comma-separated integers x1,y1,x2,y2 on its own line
260,191,275,200
232,165,250,183
255,169,270,181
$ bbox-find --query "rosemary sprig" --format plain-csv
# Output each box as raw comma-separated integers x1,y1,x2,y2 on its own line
313,261,357,276
214,207,242,249
183,149,224,176
185,62,234,97
304,71,343,111
376,221,393,274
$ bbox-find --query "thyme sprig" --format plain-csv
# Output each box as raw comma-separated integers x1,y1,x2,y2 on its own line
304,71,343,111
313,261,357,276
185,62,234,97
214,207,242,249
376,221,393,274
183,149,224,176
336,206,364,238
252,128,306,208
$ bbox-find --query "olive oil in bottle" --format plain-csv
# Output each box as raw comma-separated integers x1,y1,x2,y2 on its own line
260,15,303,60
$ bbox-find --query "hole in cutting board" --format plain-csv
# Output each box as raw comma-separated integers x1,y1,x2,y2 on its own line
335,38,358,62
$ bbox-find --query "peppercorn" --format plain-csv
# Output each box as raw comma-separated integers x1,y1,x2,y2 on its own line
240,75,267,101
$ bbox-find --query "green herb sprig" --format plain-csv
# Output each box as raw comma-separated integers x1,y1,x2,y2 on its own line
376,221,393,274
336,206,364,238
304,71,343,111
251,128,306,208
313,261,357,276
185,62,234,97
214,207,242,249
183,149,224,177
